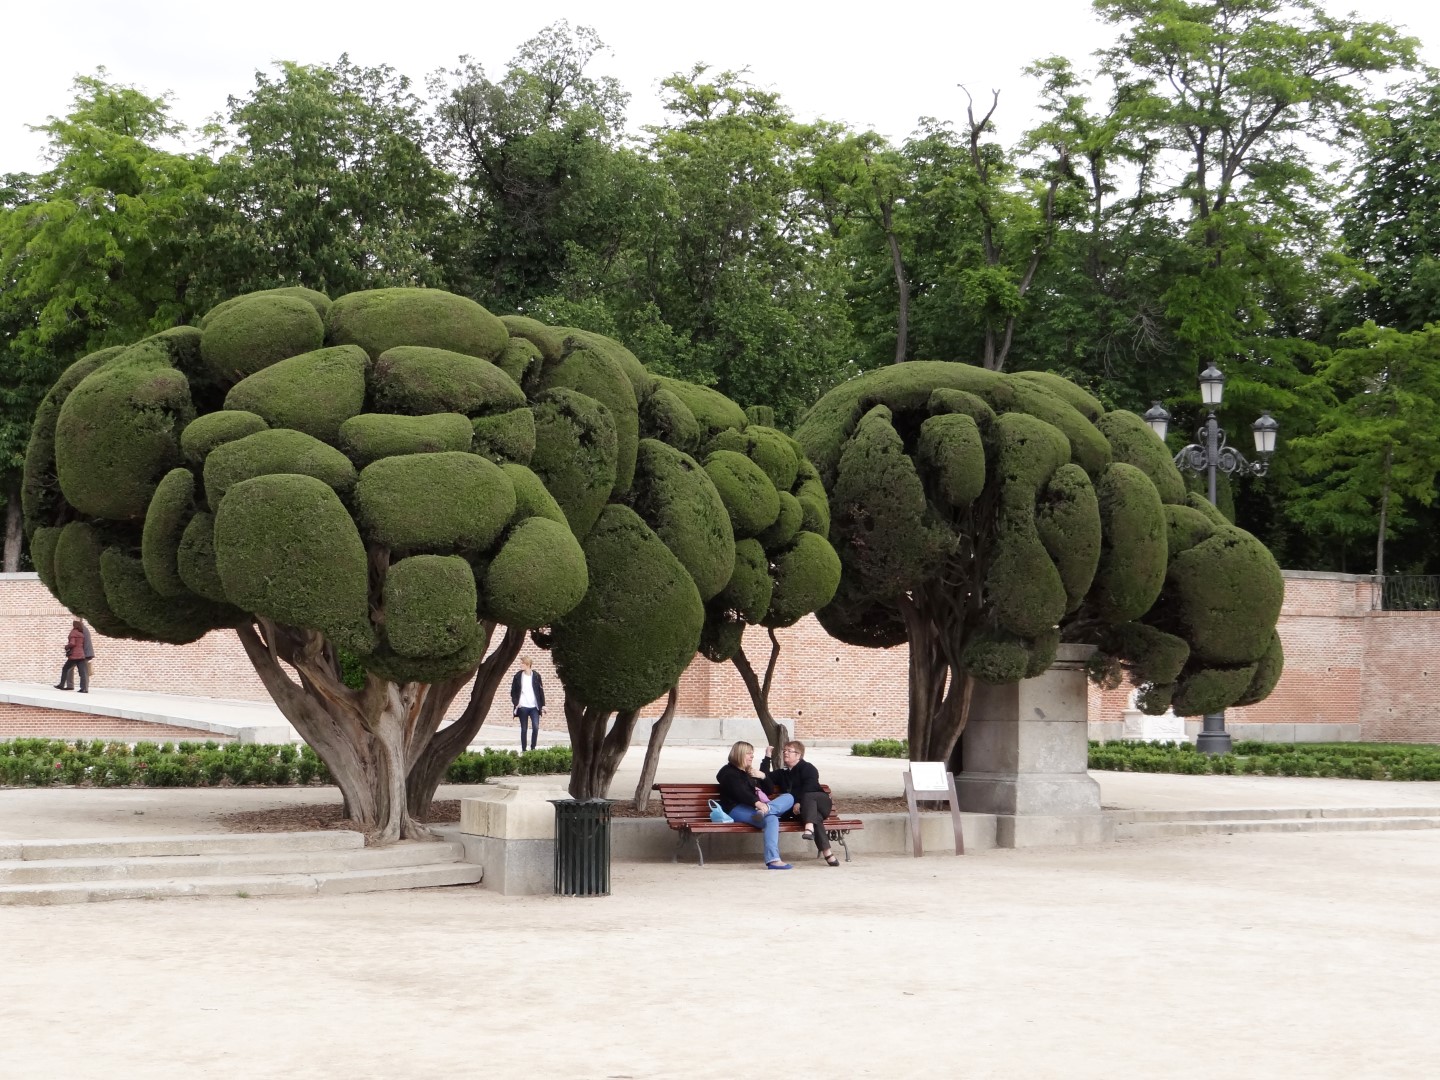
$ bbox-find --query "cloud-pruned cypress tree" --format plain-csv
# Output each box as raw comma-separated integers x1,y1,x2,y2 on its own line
794,362,1284,765
24,288,843,825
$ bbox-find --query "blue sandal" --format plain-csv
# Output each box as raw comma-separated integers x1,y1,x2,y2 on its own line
766,861,792,870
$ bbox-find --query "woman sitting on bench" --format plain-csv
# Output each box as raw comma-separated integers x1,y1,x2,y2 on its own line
716,741,795,870
763,740,840,866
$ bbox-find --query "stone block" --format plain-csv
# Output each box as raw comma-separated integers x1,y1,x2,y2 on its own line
237,725,300,745
995,813,1113,848
463,834,555,895
459,783,571,840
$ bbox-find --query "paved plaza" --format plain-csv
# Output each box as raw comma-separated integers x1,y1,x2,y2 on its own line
2,746,1439,1077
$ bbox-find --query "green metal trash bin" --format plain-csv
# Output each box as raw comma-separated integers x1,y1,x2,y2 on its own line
551,798,612,896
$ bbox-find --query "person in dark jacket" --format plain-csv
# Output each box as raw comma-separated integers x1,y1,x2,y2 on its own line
510,656,545,751
55,619,90,693
716,740,796,869
763,740,839,865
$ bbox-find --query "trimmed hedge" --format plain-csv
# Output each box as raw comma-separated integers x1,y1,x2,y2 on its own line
369,345,525,416
353,452,515,552
203,428,357,509
224,345,369,444
325,288,507,362
0,739,571,788
200,294,326,384
338,412,475,467
1088,740,1440,780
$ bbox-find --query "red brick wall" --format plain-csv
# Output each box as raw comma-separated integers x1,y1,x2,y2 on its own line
5,570,1438,743
0,703,233,742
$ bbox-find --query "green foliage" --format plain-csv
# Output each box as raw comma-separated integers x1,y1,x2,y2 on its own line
200,294,326,384
765,531,841,627
203,428,356,509
214,474,375,654
369,345,525,416
527,388,618,539
198,58,458,303
703,450,781,539
337,412,474,467
382,555,480,658
1166,531,1285,665
0,739,572,788
538,343,640,494
1035,464,1102,612
471,409,536,465
550,504,704,711
224,345,368,444
100,550,237,644
631,439,735,600
52,522,129,636
1090,463,1167,622
850,738,909,758
482,517,589,628
54,344,194,520
1087,740,1440,782
715,538,773,624
1096,411,1186,505
141,468,198,597
180,411,269,467
353,452,514,552
325,288,507,362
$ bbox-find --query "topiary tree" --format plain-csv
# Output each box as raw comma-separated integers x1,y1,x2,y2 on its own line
23,287,843,826
794,363,1285,766
498,322,841,799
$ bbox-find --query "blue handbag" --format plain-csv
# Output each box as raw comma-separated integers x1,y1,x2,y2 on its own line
708,799,733,823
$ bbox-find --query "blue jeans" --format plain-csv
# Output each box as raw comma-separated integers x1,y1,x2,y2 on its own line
728,794,796,863
516,707,540,751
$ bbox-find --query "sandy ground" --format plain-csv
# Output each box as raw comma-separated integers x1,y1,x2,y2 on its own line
5,744,1440,840
4,745,1440,1078
0,828,1435,1079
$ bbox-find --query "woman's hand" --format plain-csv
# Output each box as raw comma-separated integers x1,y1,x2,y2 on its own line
755,802,767,815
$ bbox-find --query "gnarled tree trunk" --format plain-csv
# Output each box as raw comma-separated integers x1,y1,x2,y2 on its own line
237,618,531,844
565,695,642,799
897,591,973,768
4,479,23,573
405,624,524,818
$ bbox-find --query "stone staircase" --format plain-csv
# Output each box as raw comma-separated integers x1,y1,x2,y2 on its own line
0,831,482,905
1111,805,1440,840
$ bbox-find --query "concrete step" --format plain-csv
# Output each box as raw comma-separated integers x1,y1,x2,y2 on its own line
1115,816,1440,840
1111,806,1440,824
2,831,364,862
0,862,482,906
0,840,465,885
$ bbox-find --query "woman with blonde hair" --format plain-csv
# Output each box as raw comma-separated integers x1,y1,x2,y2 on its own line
715,740,796,869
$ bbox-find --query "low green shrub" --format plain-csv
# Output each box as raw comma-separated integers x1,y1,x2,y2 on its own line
851,738,909,758
0,739,570,788
1088,740,1440,780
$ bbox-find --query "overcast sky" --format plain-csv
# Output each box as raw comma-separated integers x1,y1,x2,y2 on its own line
3,0,1439,173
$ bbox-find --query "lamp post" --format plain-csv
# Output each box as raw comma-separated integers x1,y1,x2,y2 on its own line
1141,363,1279,755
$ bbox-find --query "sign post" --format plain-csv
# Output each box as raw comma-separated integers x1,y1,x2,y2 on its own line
903,762,965,857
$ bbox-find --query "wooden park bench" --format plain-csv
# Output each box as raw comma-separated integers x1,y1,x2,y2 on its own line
654,783,864,866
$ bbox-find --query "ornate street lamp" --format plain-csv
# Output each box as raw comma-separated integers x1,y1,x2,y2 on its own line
1148,364,1279,754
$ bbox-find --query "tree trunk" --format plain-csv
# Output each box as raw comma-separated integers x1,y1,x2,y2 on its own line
897,593,974,764
877,197,910,364
3,479,22,573
632,686,679,810
731,627,789,754
565,694,642,799
1376,444,1393,579
237,620,436,844
405,624,524,818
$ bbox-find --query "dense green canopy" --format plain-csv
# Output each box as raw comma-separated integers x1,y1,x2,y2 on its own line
795,362,1283,756
23,287,841,724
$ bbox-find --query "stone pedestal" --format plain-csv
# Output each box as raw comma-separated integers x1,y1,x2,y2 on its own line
957,644,1112,847
1120,691,1187,742
458,782,571,895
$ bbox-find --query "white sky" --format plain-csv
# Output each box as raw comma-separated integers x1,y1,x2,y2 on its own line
3,0,1439,173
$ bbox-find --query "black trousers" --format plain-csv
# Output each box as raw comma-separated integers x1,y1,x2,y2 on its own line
796,791,833,852
58,659,90,692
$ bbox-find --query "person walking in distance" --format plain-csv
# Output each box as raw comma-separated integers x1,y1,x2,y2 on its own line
55,619,90,693
510,656,545,751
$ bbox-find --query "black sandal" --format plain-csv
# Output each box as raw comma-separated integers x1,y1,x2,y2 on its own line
823,851,840,866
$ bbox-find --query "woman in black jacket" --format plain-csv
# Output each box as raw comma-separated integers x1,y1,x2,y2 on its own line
716,741,796,869
762,740,839,865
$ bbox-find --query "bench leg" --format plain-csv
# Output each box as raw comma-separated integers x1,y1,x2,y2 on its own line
829,830,851,863
693,834,706,867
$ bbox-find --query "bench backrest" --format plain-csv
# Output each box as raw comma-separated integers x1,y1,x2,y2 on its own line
654,783,834,826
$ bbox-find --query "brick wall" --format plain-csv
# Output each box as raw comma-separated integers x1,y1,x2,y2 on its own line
5,570,1438,743
0,703,232,742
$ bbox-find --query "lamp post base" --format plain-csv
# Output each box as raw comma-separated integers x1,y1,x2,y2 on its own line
1196,712,1233,755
